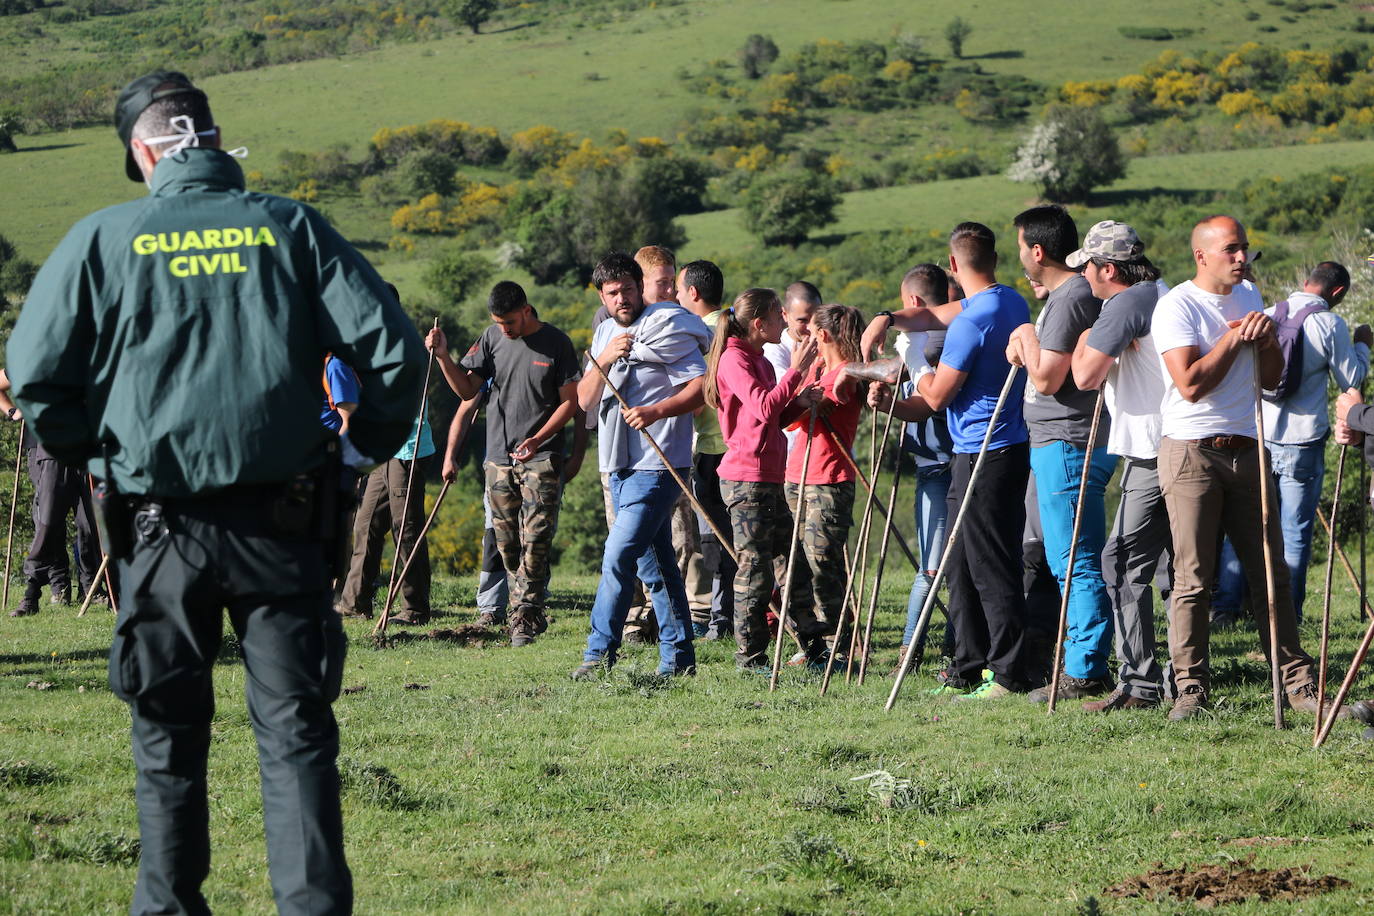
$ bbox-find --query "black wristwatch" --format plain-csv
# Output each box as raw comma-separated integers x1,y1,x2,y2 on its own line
877,310,894,322
5,407,16,421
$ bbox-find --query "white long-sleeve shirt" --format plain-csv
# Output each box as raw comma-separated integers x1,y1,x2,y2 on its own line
1261,291,1369,444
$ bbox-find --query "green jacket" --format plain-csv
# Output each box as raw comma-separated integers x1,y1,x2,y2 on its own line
8,148,425,497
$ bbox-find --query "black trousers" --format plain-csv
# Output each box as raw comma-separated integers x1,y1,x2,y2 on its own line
945,442,1031,688
22,449,99,593
692,450,736,628
108,495,351,916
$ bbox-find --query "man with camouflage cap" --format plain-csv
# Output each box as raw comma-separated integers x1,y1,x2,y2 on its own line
8,70,425,913
1068,220,1171,711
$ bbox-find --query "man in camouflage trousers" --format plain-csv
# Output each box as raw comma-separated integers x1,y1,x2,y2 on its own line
429,281,582,646
784,479,855,651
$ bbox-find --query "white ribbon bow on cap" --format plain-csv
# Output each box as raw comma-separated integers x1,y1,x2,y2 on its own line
142,114,247,158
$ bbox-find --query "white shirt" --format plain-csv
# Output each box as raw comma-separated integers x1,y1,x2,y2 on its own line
1152,279,1264,440
1260,291,1369,444
763,329,801,454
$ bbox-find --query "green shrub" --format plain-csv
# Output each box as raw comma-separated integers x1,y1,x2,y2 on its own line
740,169,841,247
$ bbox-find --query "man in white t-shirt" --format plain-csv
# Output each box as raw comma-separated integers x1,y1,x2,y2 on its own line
1152,215,1328,721
1069,221,1168,712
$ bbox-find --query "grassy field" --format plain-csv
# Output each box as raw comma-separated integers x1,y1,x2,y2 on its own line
2,567,1374,913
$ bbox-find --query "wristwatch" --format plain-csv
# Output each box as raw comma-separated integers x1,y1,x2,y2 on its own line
5,407,16,420
877,310,894,322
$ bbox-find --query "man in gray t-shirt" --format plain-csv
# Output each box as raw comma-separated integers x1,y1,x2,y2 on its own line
1006,206,1118,702
1072,220,1171,711
429,281,582,646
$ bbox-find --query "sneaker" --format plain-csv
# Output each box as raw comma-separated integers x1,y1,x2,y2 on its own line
571,658,609,681
785,650,808,667
1168,684,1211,720
927,682,966,697
1028,672,1115,704
954,680,1014,701
691,622,710,639
10,593,40,617
50,583,70,605
1286,683,1350,719
1082,688,1160,713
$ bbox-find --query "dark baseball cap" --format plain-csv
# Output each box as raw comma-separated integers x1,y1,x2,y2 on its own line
114,70,207,182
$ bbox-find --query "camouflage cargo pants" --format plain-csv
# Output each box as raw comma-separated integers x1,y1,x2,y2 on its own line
486,457,563,636
785,480,855,647
721,479,829,668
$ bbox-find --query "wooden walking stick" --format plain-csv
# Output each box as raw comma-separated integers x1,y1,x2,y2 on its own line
770,404,819,691
887,364,1020,710
1316,444,1348,734
857,427,905,685
845,385,902,683
822,418,922,573
1362,455,1368,620
1314,612,1374,748
820,544,865,696
374,479,452,636
1046,389,1106,714
384,318,439,609
1315,507,1374,619
76,554,110,618
3,420,24,612
1253,357,1286,730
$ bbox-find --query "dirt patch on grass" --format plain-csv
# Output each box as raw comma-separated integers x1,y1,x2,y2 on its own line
372,625,502,649
1106,859,1349,908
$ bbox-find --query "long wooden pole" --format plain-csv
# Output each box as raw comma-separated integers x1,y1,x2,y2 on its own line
1314,613,1374,748
844,389,900,683
886,365,1020,710
374,479,452,637
1253,358,1285,730
821,418,921,572
1316,445,1347,735
76,554,110,618
3,420,24,612
384,318,439,609
856,414,905,686
770,406,818,690
1046,389,1106,713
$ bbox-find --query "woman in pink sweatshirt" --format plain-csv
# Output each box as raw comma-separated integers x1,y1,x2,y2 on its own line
704,287,822,670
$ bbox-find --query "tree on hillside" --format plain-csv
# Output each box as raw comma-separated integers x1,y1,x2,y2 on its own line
508,166,686,285
945,17,972,58
739,34,780,79
1007,105,1125,203
0,110,19,153
740,169,841,247
448,0,497,34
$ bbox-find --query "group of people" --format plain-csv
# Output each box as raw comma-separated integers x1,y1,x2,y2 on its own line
7,67,1374,914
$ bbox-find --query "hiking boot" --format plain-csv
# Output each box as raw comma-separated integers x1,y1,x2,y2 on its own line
335,603,372,620
1286,682,1350,719
475,611,503,629
1028,672,1115,704
1168,685,1211,720
890,644,910,677
50,582,70,605
389,609,430,626
691,622,710,639
9,594,39,618
954,680,1014,701
703,622,731,640
571,658,609,681
622,630,653,647
1082,688,1159,713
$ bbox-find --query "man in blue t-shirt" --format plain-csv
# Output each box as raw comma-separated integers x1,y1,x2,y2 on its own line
860,222,1032,698
320,354,360,434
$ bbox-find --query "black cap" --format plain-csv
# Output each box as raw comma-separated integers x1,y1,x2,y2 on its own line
114,70,207,182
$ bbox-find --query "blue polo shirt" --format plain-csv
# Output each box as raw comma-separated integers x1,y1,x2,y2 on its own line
939,284,1030,453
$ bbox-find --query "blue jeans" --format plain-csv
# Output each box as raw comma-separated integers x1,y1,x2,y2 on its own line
902,462,951,646
583,469,695,672
1268,439,1325,623
1030,441,1117,679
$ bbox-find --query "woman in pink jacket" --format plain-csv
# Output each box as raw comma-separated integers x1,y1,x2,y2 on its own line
704,287,824,670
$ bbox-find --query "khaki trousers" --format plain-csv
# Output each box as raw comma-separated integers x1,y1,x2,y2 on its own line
1157,437,1314,695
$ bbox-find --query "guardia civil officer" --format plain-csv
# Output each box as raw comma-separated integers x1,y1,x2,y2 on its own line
7,71,425,915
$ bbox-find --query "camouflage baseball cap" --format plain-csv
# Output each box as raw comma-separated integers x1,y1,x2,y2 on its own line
1066,220,1145,269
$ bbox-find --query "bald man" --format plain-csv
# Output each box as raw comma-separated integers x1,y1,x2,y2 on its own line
1152,215,1330,721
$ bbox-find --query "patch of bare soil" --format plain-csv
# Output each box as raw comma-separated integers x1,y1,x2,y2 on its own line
423,624,502,645
1106,859,1349,908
